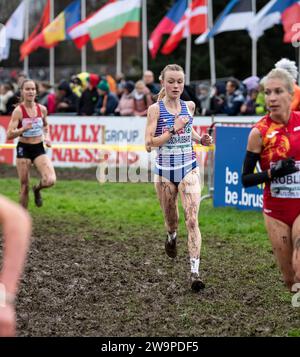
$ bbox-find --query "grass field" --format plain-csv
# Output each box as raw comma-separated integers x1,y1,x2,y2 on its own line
0,176,300,336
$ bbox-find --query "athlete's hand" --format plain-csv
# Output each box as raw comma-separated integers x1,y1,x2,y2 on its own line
0,304,16,337
271,158,299,178
174,114,189,132
200,134,213,146
44,139,52,148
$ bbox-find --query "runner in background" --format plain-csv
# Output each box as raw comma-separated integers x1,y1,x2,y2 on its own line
6,79,56,208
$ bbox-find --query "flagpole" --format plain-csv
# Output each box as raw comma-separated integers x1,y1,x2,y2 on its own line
81,0,87,73
116,40,122,76
185,0,192,85
251,0,257,77
49,0,55,86
208,0,216,85
23,0,30,75
142,0,148,73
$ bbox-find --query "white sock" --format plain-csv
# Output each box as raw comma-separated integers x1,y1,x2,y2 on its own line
190,258,200,274
167,231,177,242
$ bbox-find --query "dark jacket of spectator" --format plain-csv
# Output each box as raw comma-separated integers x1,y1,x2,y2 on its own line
220,79,245,116
6,90,19,114
180,85,201,114
95,80,119,115
78,88,99,116
56,80,79,113
78,74,100,116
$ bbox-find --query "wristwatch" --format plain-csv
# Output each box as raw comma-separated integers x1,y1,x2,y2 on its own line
167,126,176,135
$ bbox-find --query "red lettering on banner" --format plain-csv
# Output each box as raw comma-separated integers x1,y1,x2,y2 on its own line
128,152,139,165
50,125,69,141
0,116,13,165
104,151,139,165
90,125,103,142
52,148,102,163
82,125,88,142
64,149,73,161
193,125,208,136
50,124,104,143
70,125,78,142
52,149,64,161
193,125,210,166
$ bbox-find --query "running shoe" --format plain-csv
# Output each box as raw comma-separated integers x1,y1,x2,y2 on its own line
33,186,43,207
190,273,205,292
165,236,177,258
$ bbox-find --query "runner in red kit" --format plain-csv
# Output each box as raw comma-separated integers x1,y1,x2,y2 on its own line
242,68,300,291
6,79,56,208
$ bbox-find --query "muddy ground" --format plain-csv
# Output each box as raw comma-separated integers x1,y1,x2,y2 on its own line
1,166,300,337
15,221,300,337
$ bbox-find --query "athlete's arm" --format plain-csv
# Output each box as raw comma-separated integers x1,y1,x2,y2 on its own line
6,107,28,140
187,102,212,146
186,101,195,116
41,105,51,147
0,196,31,337
241,127,270,187
145,103,173,151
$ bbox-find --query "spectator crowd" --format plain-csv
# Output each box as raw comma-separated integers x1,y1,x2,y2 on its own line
1,58,299,117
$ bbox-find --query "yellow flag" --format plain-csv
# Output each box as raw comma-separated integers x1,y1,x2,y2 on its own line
44,12,65,46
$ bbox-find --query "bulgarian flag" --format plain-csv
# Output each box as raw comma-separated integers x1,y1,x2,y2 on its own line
68,15,92,50
68,0,116,50
87,0,141,51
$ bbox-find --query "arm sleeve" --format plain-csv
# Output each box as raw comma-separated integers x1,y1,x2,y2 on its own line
241,151,270,188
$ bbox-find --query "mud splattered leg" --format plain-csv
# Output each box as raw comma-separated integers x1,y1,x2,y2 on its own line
178,168,201,260
16,158,31,209
292,215,300,284
264,214,294,290
154,175,179,234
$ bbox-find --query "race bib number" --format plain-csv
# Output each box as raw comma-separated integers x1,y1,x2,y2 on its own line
270,161,300,198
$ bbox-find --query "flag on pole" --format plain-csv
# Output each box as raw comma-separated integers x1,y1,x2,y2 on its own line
19,0,81,57
282,1,300,43
148,0,187,59
0,1,25,61
20,0,50,60
68,17,90,50
161,0,207,55
247,0,299,40
68,0,116,50
87,0,141,52
44,0,81,46
195,0,254,45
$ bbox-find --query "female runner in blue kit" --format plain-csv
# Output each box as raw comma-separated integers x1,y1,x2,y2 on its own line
145,64,212,292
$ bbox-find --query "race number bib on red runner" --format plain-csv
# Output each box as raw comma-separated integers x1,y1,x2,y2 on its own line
270,161,300,198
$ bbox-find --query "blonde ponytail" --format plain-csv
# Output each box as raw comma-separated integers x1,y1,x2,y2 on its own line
157,87,166,101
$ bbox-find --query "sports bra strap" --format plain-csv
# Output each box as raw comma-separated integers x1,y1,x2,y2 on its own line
19,104,28,118
36,103,42,117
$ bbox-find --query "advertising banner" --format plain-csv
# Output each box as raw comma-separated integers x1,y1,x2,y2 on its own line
0,115,212,169
0,116,13,165
213,126,263,211
47,116,211,169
